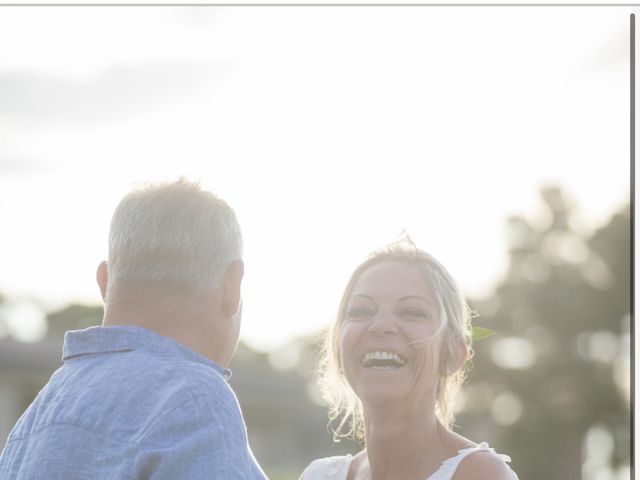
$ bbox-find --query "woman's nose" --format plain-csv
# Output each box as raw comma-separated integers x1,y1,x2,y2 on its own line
367,313,398,334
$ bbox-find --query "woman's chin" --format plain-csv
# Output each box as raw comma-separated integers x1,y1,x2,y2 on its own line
353,370,437,408
355,381,413,406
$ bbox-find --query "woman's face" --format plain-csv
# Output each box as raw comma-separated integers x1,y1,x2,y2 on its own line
339,261,445,406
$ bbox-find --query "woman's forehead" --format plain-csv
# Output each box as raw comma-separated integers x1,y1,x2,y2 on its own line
351,260,437,301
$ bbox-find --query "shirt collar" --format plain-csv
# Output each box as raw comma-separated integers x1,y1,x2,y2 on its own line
62,325,232,380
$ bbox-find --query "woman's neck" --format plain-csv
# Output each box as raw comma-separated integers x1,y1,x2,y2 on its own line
358,401,452,480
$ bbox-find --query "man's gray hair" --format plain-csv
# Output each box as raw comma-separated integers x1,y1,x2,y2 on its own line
107,179,242,300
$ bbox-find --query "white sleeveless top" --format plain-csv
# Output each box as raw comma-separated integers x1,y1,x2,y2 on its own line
300,442,519,480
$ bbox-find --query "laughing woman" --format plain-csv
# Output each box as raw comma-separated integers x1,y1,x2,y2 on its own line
300,239,519,480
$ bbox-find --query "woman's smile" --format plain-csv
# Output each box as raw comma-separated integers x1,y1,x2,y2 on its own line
361,350,407,368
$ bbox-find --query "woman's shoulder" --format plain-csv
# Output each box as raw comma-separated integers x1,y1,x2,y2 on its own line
447,442,518,480
299,454,353,480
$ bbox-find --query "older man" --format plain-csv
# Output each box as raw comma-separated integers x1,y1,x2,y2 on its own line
0,179,267,479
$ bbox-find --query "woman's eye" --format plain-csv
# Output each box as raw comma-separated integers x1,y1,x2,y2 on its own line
400,308,427,319
346,308,374,319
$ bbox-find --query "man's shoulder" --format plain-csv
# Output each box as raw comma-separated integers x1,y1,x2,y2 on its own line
119,348,238,409
27,348,240,436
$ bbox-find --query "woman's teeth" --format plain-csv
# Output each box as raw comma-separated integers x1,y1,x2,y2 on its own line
362,351,406,368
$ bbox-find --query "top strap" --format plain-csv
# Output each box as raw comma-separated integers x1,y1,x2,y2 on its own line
299,455,352,480
428,442,516,480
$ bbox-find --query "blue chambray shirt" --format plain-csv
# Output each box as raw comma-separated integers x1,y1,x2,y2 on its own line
0,325,267,479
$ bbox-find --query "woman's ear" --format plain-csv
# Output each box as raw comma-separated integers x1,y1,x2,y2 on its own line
96,261,108,302
446,339,469,375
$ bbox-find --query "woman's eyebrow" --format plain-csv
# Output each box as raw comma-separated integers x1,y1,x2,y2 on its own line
398,295,432,305
351,294,374,301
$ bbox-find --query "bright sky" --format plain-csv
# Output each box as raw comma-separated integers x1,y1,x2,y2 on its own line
0,6,632,351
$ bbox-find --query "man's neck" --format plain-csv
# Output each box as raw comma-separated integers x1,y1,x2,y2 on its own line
102,299,220,364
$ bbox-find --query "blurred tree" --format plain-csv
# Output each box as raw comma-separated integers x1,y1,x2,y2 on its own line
45,304,103,340
0,292,6,337
463,186,630,480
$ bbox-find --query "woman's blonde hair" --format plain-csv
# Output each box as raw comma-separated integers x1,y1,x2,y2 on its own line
317,237,474,444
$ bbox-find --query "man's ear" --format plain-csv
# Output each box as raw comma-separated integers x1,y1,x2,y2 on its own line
96,261,109,302
222,260,244,319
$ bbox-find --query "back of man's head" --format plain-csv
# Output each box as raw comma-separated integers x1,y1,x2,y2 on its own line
106,179,242,304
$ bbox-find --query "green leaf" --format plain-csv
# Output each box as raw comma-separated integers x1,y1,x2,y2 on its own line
471,326,496,342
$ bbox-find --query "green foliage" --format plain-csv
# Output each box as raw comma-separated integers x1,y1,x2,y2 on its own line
471,326,495,342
